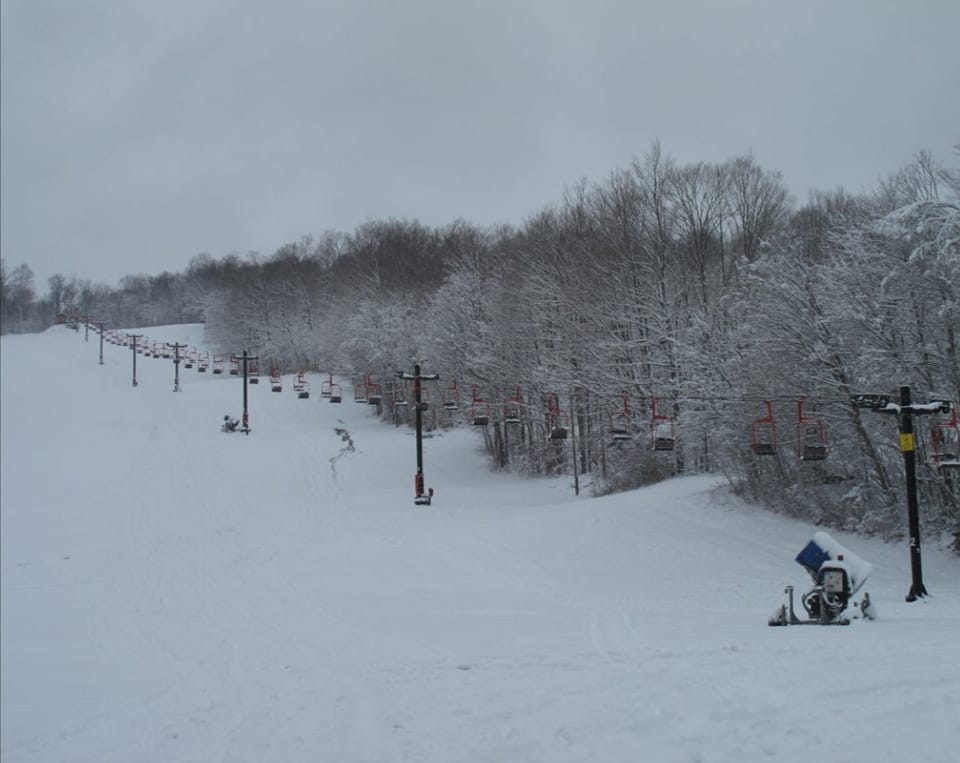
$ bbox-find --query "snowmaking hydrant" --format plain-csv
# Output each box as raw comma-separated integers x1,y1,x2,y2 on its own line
769,531,876,626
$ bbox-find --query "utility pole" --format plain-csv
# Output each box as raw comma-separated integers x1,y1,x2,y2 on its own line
167,342,187,392
128,334,143,387
852,387,951,601
237,350,259,434
96,322,106,365
397,364,440,505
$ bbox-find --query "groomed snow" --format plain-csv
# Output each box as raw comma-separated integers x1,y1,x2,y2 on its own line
2,325,958,763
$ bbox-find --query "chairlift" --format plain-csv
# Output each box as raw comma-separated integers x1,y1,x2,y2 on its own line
611,395,631,441
651,398,676,451
248,358,259,383
395,380,409,408
416,386,430,412
797,398,828,461
229,355,240,375
931,406,959,469
442,381,460,411
363,374,383,405
751,401,778,456
294,372,310,399
503,387,523,425
184,348,194,369
546,393,568,440
471,386,490,426
197,352,209,372
354,377,368,404
320,373,334,398
328,382,343,403
270,368,282,392
212,355,225,375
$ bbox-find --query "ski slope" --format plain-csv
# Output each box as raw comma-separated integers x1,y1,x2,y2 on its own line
2,325,958,763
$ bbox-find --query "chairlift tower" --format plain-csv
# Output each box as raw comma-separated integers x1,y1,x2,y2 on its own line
853,386,952,601
96,322,106,365
167,342,187,392
236,350,259,434
397,363,439,505
127,334,143,386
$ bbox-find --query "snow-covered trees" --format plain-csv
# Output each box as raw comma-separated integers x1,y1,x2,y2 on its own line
9,145,957,547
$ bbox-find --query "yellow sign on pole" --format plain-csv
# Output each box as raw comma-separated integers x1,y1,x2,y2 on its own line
900,433,915,452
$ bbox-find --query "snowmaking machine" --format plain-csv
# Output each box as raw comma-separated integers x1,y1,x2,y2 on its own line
769,531,876,626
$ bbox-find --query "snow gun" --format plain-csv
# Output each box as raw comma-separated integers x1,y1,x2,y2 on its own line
769,531,876,626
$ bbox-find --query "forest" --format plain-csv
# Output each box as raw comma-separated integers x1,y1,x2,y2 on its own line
3,144,958,548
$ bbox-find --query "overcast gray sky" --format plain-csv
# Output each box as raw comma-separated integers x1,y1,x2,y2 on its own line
2,0,958,289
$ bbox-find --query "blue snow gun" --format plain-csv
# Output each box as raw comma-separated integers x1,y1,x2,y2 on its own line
770,531,875,626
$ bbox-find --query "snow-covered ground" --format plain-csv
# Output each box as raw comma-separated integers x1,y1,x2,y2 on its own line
2,325,958,763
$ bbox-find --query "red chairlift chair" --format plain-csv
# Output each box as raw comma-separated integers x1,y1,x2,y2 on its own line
471,386,490,426
546,394,568,440
442,381,460,411
229,355,240,375
270,368,282,392
212,355,225,374
294,372,310,399
354,377,368,403
751,401,778,456
931,406,959,468
611,396,631,441
503,387,523,425
365,377,382,406
395,379,410,408
320,373,334,398
248,358,259,383
797,398,828,461
651,398,676,451
416,386,430,412
328,382,343,403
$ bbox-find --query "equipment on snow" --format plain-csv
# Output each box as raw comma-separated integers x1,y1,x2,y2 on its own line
221,415,240,433
769,531,875,626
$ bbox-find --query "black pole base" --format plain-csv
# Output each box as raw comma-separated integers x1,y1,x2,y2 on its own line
905,584,929,602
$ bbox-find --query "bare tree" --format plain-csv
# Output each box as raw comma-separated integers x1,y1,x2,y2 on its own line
726,155,792,264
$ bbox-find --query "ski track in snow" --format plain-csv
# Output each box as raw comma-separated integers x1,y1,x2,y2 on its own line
1,325,959,763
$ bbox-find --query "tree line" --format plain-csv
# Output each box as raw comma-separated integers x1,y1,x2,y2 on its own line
3,143,958,548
